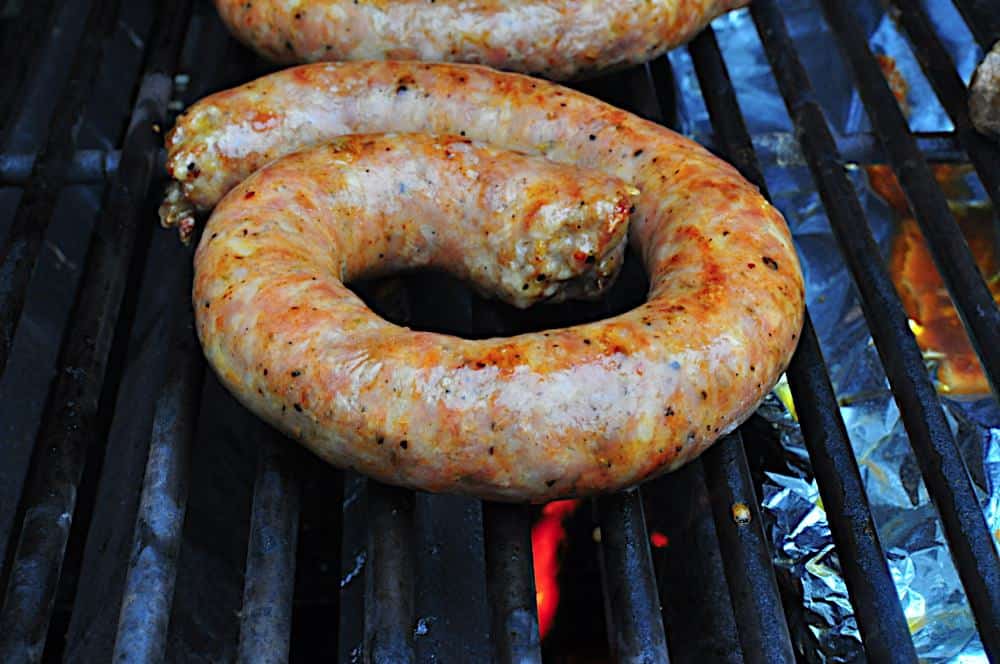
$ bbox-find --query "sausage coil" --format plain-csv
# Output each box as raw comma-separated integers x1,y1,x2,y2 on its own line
166,61,804,502
213,0,748,80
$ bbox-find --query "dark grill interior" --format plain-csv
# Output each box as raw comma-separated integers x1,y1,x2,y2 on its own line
0,0,998,662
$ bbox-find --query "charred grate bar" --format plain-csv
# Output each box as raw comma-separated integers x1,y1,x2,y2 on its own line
751,0,1000,656
0,0,118,592
651,47,796,664
108,8,242,659
0,0,60,131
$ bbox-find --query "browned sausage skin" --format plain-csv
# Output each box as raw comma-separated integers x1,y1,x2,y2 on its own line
170,62,804,502
213,0,748,80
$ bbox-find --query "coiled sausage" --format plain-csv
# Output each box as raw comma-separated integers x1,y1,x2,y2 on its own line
213,0,747,80
166,61,804,501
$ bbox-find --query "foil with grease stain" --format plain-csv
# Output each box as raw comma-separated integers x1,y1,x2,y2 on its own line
669,2,998,661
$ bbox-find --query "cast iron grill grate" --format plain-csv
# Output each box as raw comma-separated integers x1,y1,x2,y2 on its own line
0,0,997,662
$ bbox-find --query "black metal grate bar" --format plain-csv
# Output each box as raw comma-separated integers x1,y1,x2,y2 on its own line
237,433,301,664
0,0,60,137
0,0,117,589
951,0,1000,51
0,2,193,660
337,473,367,663
0,0,101,156
80,5,237,658
788,319,926,662
752,0,1000,655
887,0,1000,213
700,435,795,664
366,481,417,662
817,0,1000,398
686,25,918,663
594,489,669,663
0,150,130,187
481,502,543,664
110,262,204,663
0,0,115,374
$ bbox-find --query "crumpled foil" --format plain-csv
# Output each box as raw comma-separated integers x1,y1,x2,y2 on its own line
667,1,999,661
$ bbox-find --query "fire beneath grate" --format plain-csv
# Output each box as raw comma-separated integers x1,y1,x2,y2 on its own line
0,0,998,662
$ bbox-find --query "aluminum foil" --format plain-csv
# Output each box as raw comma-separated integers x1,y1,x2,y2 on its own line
666,1,999,661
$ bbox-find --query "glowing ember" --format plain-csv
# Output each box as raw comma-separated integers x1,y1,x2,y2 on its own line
650,531,669,548
867,164,1000,396
531,499,581,639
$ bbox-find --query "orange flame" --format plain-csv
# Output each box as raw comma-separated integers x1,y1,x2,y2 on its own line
531,499,581,639
868,164,1000,396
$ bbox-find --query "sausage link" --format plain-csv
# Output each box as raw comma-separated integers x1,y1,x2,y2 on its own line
171,62,805,501
212,0,747,80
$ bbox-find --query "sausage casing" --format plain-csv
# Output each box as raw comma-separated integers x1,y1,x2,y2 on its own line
213,0,747,80
169,62,805,501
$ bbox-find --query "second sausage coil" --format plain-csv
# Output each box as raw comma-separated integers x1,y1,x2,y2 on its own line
165,61,804,501
214,0,748,80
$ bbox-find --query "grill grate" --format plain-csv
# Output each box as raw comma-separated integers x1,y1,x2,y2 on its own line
0,2,193,659
0,0,998,662
751,0,1000,652
687,23,919,662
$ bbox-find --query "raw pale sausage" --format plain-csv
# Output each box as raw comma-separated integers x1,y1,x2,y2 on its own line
213,0,748,80
166,62,804,501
